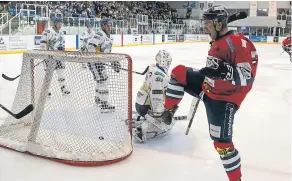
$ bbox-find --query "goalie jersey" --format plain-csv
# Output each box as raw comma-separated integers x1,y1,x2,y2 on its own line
87,30,113,53
136,64,169,114
40,26,65,51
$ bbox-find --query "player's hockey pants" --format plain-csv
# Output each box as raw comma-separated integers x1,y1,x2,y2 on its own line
166,66,238,142
88,62,109,102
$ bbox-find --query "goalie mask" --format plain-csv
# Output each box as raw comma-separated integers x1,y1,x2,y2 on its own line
155,50,172,73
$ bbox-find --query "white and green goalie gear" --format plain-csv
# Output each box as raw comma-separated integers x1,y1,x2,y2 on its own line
134,61,176,143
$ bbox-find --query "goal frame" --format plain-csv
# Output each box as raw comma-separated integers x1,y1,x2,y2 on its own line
0,50,133,166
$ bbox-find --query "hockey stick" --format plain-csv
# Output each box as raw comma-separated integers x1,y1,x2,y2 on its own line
227,11,247,24
2,60,44,81
129,112,188,128
185,92,204,135
132,111,188,121
0,104,34,119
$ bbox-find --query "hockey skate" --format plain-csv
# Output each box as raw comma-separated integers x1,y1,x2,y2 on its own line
95,97,115,113
149,105,178,125
132,112,145,128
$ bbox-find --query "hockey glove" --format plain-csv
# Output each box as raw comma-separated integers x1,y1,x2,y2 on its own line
199,61,234,81
111,61,121,73
80,46,87,52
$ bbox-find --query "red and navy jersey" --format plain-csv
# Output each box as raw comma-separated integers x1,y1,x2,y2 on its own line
202,31,258,108
282,37,291,47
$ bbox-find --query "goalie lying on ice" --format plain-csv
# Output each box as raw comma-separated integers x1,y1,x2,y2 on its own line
133,50,175,143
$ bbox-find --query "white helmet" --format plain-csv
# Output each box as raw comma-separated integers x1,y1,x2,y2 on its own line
155,50,172,72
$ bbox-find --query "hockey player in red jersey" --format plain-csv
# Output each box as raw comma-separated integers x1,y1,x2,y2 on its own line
149,6,258,181
282,34,291,56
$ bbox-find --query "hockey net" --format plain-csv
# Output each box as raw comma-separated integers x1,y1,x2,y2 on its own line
0,50,133,166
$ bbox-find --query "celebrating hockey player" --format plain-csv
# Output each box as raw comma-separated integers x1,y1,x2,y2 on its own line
149,6,258,181
80,23,96,68
133,50,172,143
40,17,70,96
282,34,291,56
86,18,120,112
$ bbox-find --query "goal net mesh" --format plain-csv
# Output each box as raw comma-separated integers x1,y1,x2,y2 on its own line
0,50,133,166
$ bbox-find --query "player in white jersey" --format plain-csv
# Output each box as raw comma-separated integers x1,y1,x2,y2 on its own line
86,18,121,112
40,17,70,96
133,50,173,143
80,23,96,68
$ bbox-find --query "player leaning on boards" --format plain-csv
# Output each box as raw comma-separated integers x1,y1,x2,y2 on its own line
80,23,96,68
86,18,121,113
148,6,258,181
133,50,172,143
40,17,71,96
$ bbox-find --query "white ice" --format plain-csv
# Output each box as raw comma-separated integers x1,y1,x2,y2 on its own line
0,43,291,181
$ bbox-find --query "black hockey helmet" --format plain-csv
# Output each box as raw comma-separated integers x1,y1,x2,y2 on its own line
202,5,229,28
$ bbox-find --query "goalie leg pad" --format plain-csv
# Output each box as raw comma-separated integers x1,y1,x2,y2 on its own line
144,113,175,132
133,115,175,143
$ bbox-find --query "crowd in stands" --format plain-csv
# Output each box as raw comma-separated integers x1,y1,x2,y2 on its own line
2,1,176,22
277,8,291,21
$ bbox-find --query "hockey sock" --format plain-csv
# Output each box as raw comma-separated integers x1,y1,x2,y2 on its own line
213,141,242,181
95,81,109,102
165,65,187,110
56,69,67,90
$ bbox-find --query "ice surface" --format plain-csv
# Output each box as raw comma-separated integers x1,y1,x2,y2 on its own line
0,42,291,181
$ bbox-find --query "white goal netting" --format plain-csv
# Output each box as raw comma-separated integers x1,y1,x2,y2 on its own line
0,50,133,166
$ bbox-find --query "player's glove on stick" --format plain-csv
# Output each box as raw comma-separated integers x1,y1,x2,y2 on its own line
111,61,121,73
199,60,234,81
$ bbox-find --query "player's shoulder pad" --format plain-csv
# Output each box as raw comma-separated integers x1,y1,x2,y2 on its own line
44,28,51,33
42,28,51,35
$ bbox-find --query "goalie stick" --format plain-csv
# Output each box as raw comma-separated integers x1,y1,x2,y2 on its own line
0,104,34,119
104,63,149,75
132,111,187,121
